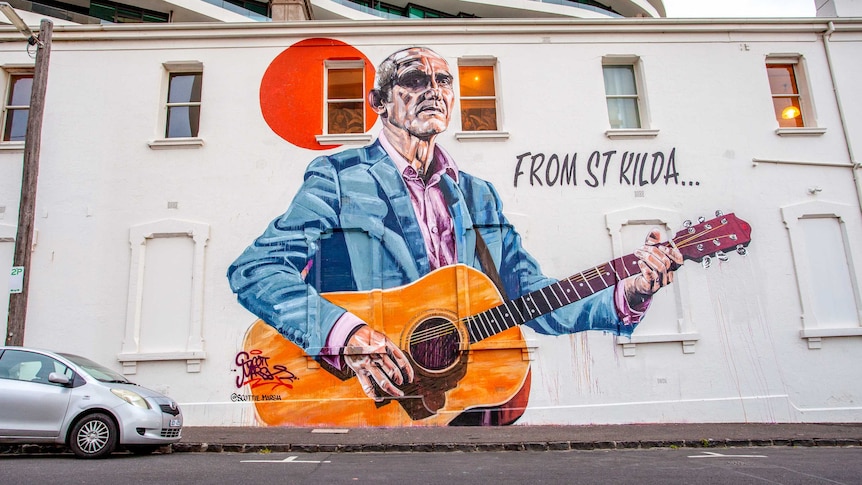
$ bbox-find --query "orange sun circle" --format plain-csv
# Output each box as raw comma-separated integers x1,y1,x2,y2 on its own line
260,38,378,151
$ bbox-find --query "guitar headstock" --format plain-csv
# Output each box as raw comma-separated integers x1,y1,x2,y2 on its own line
672,211,752,267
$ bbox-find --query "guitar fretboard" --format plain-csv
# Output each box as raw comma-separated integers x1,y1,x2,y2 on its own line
464,254,641,344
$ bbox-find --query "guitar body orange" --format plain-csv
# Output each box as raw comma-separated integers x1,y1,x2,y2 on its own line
240,264,531,427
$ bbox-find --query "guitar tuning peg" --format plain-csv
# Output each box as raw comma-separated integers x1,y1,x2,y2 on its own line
702,255,712,269
736,245,747,256
698,216,706,223
715,210,724,217
716,250,729,262
683,220,693,228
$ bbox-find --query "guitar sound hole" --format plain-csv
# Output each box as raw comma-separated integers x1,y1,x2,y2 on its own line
408,317,461,372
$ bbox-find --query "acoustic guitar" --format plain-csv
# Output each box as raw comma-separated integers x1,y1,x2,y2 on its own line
238,212,752,427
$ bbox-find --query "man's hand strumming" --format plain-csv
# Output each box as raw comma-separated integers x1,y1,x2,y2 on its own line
344,325,415,401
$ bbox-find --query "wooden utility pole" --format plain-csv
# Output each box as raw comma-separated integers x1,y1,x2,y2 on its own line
6,19,52,346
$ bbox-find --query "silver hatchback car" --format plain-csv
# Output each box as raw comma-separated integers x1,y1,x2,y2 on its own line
0,346,183,458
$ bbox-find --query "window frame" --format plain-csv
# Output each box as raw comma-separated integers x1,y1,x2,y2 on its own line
607,207,697,356
165,72,202,138
455,56,508,141
766,63,803,126
765,54,824,136
118,219,210,374
1,65,34,148
781,201,862,349
315,60,371,145
149,61,204,150
323,59,366,136
603,64,640,128
602,55,658,139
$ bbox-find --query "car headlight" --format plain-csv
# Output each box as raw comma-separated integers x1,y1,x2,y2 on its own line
111,389,151,409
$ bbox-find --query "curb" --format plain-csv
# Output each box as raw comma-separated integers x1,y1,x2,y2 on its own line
169,438,862,453
4,438,861,456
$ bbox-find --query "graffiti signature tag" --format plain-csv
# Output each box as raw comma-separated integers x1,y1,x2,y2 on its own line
235,349,298,391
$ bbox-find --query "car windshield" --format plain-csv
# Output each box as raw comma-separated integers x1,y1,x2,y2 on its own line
59,353,131,383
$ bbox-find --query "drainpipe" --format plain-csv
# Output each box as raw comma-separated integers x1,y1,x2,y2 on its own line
822,21,862,214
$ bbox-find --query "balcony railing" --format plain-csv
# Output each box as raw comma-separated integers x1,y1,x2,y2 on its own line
201,0,271,21
6,0,272,23
327,0,404,19
537,0,623,18
7,0,103,24
330,0,623,19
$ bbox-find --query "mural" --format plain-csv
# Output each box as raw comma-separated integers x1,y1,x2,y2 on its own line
227,44,752,427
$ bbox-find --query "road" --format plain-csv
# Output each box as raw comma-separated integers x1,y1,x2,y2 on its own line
3,448,861,484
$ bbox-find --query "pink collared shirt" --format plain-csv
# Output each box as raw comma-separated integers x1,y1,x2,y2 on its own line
379,131,458,271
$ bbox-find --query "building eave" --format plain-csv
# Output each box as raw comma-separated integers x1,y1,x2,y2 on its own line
3,17,861,43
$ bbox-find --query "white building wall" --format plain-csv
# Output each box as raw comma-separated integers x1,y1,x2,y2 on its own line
1,19,860,426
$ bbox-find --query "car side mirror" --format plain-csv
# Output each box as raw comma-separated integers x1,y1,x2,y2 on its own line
48,372,71,386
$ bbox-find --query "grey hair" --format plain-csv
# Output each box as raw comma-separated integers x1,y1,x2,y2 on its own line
371,46,444,103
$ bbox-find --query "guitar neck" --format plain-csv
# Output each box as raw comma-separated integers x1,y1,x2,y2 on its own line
464,212,752,344
465,253,642,344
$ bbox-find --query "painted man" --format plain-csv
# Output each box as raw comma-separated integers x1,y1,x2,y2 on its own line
228,47,682,423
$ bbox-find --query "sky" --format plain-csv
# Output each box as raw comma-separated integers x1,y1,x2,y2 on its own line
663,0,817,18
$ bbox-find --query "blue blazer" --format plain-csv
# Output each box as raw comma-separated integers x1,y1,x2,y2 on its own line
227,140,631,356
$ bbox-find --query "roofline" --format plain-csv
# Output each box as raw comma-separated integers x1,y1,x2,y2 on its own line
2,17,861,42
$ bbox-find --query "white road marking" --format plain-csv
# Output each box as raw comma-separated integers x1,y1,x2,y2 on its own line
242,455,331,463
688,451,768,459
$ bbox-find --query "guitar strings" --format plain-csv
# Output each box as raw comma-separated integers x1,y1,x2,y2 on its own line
410,324,458,342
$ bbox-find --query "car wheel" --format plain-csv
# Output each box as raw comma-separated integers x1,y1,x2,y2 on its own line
127,445,160,455
69,413,118,459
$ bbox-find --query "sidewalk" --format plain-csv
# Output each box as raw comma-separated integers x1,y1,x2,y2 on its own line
173,423,862,453
4,423,861,456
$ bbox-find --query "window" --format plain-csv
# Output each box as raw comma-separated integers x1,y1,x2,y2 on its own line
458,59,498,132
3,72,33,142
602,56,657,139
766,62,804,127
603,64,640,129
765,56,822,135
165,71,202,138
149,61,204,149
0,349,71,384
324,60,365,135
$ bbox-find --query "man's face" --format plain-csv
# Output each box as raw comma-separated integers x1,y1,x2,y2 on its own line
381,49,454,139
